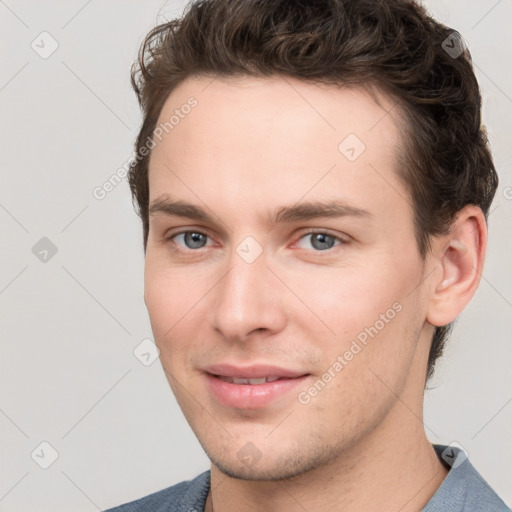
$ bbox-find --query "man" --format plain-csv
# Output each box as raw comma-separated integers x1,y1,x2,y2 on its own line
106,0,509,510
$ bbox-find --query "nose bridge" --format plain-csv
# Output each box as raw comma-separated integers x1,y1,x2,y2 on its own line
219,247,269,319
211,243,284,341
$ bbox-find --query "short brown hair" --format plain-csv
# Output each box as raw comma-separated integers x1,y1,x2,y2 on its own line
128,0,498,380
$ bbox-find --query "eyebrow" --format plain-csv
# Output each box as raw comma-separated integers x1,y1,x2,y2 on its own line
271,200,371,224
148,197,372,226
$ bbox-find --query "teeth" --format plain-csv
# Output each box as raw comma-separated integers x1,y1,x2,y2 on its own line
218,376,233,383
247,377,267,385
218,376,281,385
233,377,251,384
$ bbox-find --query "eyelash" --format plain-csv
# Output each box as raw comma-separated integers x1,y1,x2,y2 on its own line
164,229,347,253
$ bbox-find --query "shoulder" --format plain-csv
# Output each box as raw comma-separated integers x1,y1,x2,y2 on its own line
424,445,510,512
103,470,210,512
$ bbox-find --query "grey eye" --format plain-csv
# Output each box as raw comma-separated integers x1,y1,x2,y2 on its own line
299,232,339,251
311,233,336,250
176,232,208,249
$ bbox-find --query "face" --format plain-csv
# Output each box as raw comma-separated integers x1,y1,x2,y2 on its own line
144,75,432,480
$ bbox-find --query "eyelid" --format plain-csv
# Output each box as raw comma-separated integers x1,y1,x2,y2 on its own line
165,227,210,239
294,228,348,245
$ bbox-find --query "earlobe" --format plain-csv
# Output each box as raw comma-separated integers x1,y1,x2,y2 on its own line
426,206,487,327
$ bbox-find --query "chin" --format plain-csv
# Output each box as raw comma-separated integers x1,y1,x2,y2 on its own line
210,459,304,481
207,444,335,482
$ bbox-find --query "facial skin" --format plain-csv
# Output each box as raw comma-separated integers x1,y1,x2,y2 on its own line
144,75,486,511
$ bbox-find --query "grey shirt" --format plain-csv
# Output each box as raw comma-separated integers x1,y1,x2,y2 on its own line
105,445,510,511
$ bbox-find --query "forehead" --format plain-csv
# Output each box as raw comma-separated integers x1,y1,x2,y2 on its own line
153,74,400,152
148,74,408,224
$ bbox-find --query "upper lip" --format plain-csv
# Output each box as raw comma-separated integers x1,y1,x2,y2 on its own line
203,363,308,379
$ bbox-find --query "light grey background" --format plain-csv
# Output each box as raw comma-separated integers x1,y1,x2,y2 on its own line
0,1,510,510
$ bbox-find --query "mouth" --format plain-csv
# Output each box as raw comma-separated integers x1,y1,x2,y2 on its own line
203,364,310,409
215,375,286,384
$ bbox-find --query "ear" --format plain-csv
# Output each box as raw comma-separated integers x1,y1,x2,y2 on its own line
426,205,488,327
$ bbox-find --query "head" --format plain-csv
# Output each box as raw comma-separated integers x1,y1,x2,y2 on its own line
129,0,497,479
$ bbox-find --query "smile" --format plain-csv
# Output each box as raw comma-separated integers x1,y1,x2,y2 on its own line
216,376,283,384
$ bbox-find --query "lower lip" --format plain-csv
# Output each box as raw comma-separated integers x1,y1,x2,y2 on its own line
205,374,309,409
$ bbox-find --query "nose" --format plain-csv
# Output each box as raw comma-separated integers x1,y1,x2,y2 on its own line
210,250,287,343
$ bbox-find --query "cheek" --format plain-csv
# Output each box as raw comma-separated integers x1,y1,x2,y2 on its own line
287,265,405,337
286,256,423,378
145,251,199,318
144,263,192,350
144,259,217,371
294,298,421,439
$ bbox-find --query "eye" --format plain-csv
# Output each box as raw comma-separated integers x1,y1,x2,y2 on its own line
168,230,211,250
296,231,344,251
165,229,345,252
